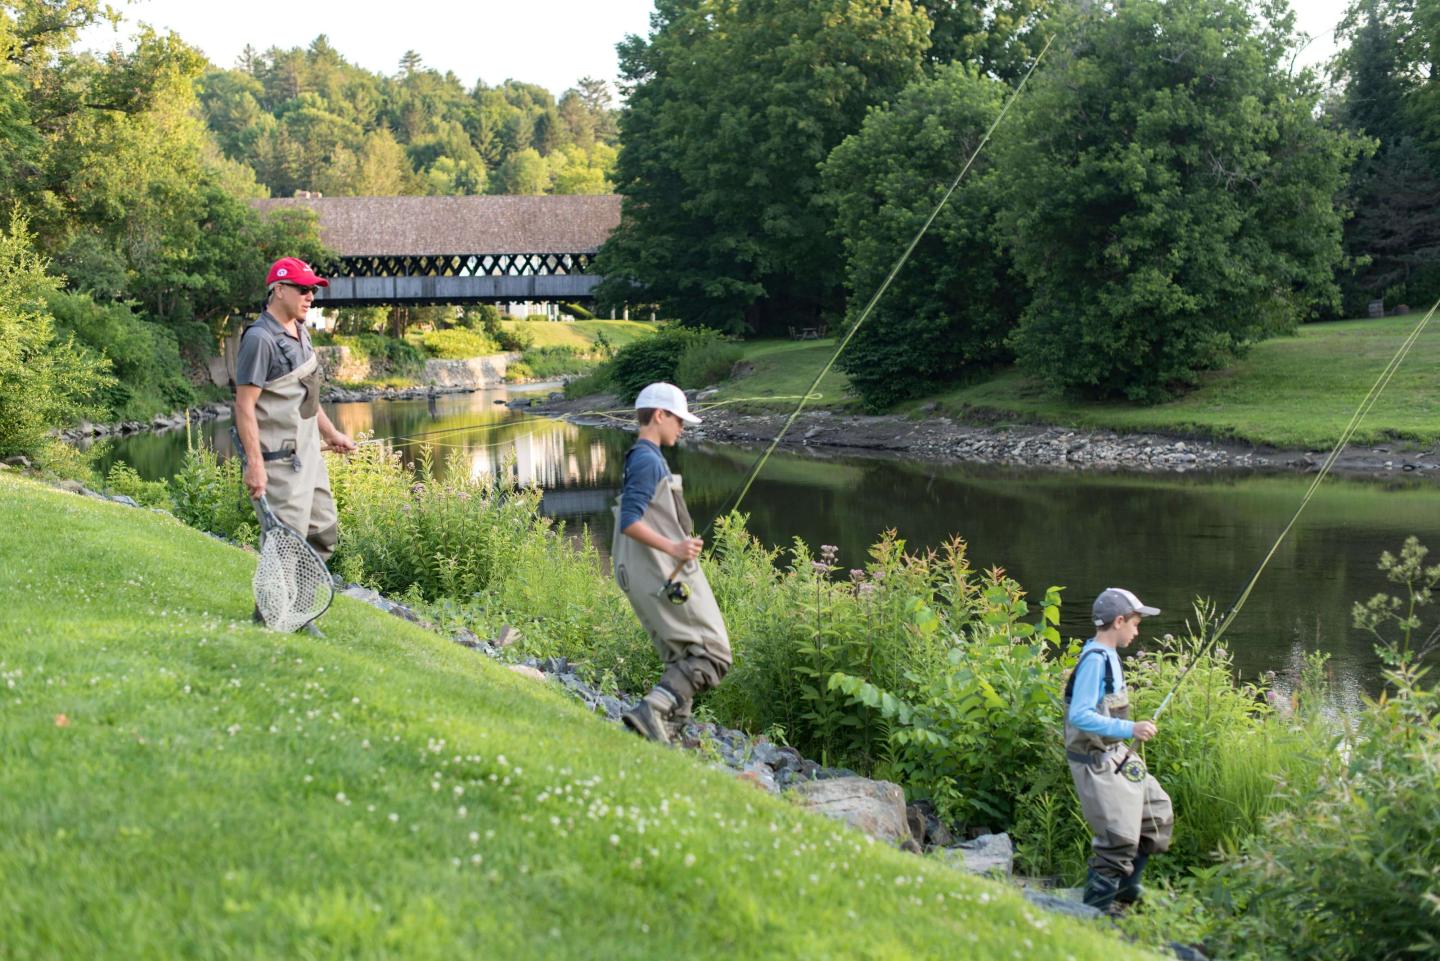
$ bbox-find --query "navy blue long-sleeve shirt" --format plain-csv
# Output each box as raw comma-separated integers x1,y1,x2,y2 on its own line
618,440,669,531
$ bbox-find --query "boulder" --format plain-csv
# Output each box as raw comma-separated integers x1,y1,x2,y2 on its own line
788,775,912,846
507,664,546,683
1022,888,1100,920
935,833,1014,878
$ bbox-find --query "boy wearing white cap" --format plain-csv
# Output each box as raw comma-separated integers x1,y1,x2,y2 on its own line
1063,587,1174,911
611,383,732,743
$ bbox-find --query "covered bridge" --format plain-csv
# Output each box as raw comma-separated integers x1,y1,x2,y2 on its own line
252,195,621,306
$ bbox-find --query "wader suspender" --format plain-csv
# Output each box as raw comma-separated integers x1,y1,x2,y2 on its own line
1063,648,1114,703
1064,649,1130,770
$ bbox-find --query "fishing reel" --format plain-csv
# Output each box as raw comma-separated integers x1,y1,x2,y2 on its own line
661,578,691,605
659,558,693,605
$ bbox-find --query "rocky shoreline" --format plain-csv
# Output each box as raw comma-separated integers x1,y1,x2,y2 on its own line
525,392,1440,481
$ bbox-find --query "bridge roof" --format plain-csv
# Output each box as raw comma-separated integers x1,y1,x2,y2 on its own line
252,195,621,256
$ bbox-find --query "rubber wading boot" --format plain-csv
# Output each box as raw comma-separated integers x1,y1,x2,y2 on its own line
1082,869,1121,912
622,700,672,744
1116,853,1149,904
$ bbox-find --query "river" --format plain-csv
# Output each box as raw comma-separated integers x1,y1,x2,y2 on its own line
95,386,1440,701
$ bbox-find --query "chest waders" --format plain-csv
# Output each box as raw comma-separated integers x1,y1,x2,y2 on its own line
611,462,732,740
1063,648,1174,910
247,351,338,561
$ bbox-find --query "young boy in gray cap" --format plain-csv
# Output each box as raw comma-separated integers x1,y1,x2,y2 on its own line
1063,587,1174,911
610,383,732,743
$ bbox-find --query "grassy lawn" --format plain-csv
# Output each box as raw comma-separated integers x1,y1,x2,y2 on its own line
706,338,855,410
925,313,1440,449
505,319,658,351
0,474,1152,961
710,314,1439,449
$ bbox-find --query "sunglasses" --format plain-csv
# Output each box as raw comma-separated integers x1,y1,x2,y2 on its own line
283,283,319,296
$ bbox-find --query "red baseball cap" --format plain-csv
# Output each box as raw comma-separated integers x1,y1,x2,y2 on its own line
265,257,328,288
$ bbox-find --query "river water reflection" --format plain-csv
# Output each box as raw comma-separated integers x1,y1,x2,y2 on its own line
98,387,1440,699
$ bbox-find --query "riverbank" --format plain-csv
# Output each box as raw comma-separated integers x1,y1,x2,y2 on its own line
0,471,1155,961
680,312,1440,459
529,391,1440,480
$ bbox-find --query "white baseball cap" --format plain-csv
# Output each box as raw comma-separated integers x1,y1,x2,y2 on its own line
634,382,701,424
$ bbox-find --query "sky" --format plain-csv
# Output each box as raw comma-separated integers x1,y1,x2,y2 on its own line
79,0,1353,99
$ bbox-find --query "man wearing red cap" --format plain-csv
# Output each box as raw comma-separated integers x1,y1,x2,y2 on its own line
233,258,356,626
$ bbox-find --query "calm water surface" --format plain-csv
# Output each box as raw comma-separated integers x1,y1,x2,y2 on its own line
97,388,1440,700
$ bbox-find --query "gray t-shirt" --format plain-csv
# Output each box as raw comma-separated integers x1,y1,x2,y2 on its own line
235,311,315,387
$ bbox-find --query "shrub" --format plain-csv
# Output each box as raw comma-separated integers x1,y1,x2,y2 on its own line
496,324,534,352
674,338,743,389
0,218,113,457
168,445,257,544
564,363,613,398
829,582,1072,825
1198,656,1440,960
102,460,172,509
606,326,731,402
47,290,196,421
1190,539,1440,961
325,333,426,378
411,327,501,360
524,313,550,323
503,361,534,383
461,306,534,352
520,346,596,380
325,444,653,686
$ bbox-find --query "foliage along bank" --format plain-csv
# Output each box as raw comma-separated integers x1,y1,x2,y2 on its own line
82,431,1438,960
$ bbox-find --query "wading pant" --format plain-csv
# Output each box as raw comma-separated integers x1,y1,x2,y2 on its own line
248,353,339,561
1069,748,1174,879
612,472,732,718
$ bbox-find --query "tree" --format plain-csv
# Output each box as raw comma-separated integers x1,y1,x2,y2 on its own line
914,0,1056,80
595,0,930,335
494,147,550,194
997,0,1363,401
1332,0,1440,312
0,215,111,456
821,64,1018,409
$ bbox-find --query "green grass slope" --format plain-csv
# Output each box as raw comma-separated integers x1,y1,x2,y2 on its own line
0,474,1152,960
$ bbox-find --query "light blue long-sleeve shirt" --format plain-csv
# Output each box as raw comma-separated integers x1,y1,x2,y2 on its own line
1067,640,1134,740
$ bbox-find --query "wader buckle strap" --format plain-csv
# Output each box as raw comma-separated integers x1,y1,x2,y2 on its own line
260,440,301,472
1066,750,1102,765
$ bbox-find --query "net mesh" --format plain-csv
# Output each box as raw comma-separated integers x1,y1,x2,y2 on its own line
253,527,332,633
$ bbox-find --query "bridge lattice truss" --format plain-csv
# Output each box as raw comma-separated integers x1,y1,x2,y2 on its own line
326,252,595,279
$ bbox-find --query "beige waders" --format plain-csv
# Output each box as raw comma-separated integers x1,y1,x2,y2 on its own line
612,472,731,726
248,353,338,560
1064,653,1173,904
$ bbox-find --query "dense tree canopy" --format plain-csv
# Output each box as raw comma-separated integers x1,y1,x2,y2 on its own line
198,43,621,200
822,64,1017,409
595,0,932,335
997,0,1363,401
1332,0,1440,312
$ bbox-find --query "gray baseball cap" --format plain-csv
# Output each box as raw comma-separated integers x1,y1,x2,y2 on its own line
1092,587,1160,626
